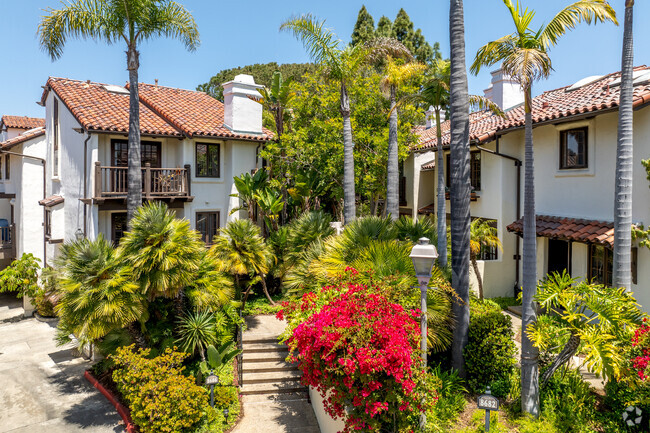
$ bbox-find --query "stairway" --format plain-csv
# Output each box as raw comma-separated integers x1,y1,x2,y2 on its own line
240,317,308,397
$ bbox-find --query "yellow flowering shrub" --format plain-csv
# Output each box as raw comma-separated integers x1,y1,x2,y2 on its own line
111,345,210,433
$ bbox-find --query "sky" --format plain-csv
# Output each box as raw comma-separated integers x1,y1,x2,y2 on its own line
1,0,648,119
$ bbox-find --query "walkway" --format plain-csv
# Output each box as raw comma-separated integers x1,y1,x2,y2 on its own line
0,297,122,433
232,315,320,433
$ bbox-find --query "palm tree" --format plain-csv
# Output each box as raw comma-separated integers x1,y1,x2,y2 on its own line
470,0,617,416
613,0,634,289
469,219,502,300
209,219,274,308
117,202,204,314
231,169,269,222
380,57,426,220
39,0,199,223
55,234,146,349
184,252,235,312
449,0,472,380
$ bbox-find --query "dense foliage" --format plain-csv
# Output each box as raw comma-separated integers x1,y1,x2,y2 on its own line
0,253,40,299
281,270,435,432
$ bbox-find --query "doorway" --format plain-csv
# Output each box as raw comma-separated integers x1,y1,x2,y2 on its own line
547,239,569,276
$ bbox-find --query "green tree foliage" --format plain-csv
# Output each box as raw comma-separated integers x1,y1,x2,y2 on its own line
376,16,392,37
350,5,375,46
0,253,40,298
197,62,314,101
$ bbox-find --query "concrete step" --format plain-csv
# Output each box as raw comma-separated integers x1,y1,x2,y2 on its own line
0,308,24,323
241,391,310,403
242,335,282,344
240,380,307,396
243,342,288,353
243,360,299,373
243,351,289,363
243,369,302,385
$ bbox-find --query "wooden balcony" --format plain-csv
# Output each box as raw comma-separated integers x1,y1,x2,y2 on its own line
93,162,193,204
0,224,16,261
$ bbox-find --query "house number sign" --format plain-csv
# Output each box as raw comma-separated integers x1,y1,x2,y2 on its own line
477,386,499,432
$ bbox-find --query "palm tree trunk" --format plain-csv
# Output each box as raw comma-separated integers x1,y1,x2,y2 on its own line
449,0,471,378
126,44,142,225
386,85,399,221
341,81,356,224
540,331,580,387
471,256,484,300
521,88,540,417
128,322,147,348
435,108,448,268
260,275,276,306
613,0,634,290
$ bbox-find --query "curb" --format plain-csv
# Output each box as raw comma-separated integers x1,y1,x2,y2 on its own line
84,370,136,433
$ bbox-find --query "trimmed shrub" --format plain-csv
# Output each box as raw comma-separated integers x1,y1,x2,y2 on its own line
112,345,210,433
464,299,516,393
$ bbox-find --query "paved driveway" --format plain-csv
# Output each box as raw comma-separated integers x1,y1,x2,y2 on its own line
0,314,123,433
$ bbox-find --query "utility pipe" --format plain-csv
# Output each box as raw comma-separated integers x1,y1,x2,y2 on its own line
0,149,47,267
83,132,92,237
474,137,522,296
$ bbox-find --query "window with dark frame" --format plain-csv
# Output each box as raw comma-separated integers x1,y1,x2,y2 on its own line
446,151,481,191
560,127,588,169
111,139,161,167
5,154,9,180
45,210,52,238
53,99,59,177
589,244,612,287
111,213,127,246
196,212,220,245
196,143,220,178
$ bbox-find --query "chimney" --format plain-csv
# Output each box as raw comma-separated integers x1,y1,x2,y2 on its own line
222,74,264,135
425,105,445,129
483,68,524,111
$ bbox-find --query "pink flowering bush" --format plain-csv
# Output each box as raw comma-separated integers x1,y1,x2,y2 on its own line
631,318,650,380
279,268,436,432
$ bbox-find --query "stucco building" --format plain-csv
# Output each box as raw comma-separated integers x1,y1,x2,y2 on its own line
404,66,650,307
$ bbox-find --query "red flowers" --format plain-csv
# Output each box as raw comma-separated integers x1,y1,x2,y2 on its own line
282,271,433,432
631,322,650,380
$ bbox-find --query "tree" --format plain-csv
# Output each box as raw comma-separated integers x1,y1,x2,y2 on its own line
469,219,502,300
376,16,392,38
209,219,274,308
55,235,146,348
613,0,634,290
351,5,375,47
39,0,199,223
449,0,472,380
471,0,617,416
379,54,425,220
391,8,439,63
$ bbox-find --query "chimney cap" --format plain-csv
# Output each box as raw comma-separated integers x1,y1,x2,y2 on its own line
222,74,264,90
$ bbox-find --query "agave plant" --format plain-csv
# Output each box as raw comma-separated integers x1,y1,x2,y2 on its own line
176,310,219,361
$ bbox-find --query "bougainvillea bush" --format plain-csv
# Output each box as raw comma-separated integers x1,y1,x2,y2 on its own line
279,268,436,432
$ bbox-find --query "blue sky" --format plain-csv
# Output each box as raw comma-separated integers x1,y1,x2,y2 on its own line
2,0,648,119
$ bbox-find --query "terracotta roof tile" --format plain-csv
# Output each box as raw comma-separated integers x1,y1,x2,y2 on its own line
0,127,45,150
506,215,615,247
417,66,650,150
39,195,64,207
418,203,436,214
41,78,273,142
421,160,436,170
1,115,45,130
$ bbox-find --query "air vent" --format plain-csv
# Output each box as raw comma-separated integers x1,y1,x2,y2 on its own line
102,84,129,95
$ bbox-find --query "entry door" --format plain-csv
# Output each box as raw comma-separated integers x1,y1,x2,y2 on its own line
548,239,569,276
111,213,127,246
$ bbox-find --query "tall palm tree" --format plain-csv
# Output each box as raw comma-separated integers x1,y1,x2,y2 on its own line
449,0,472,379
613,0,634,290
55,234,146,349
380,57,426,220
471,0,617,416
469,219,502,300
209,219,274,308
39,0,199,223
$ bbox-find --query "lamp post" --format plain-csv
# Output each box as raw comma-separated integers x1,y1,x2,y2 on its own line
410,237,438,431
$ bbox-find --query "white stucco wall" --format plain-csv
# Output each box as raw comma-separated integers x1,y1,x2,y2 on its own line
308,387,345,433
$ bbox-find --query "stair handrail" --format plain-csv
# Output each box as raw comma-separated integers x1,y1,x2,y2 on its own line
235,310,243,388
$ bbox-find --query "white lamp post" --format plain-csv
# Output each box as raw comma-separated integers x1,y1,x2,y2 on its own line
410,237,438,431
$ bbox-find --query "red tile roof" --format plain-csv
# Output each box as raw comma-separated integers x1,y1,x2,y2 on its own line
0,127,45,150
39,195,64,207
1,115,45,130
417,66,650,150
507,215,615,247
41,78,273,142
421,160,436,170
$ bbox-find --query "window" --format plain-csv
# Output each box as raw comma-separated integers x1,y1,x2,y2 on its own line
111,213,127,246
589,244,612,287
45,210,52,238
446,151,481,191
560,127,588,169
196,143,220,178
196,212,220,245
53,99,59,177
111,140,161,167
5,154,9,180
476,219,498,261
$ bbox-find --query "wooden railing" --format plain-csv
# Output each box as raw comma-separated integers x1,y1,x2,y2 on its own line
94,162,191,199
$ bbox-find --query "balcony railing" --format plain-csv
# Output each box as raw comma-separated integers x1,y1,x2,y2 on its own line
94,162,191,200
0,224,16,260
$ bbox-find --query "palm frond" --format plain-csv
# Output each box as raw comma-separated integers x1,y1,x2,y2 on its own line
469,95,506,117
136,0,200,50
540,0,617,49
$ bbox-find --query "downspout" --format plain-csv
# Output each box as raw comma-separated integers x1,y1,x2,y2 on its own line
0,149,47,267
83,132,92,237
475,136,522,296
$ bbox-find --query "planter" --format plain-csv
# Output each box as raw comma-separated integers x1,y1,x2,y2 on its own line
309,387,345,433
34,312,58,323
84,370,137,433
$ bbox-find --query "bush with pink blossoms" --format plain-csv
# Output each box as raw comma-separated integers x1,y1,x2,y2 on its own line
279,269,436,432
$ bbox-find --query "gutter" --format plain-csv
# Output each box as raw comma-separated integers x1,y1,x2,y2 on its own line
83,132,92,237
474,136,522,296
0,149,47,267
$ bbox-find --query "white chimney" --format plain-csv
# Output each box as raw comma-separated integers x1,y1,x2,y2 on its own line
483,68,525,111
222,74,264,134
425,105,445,129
